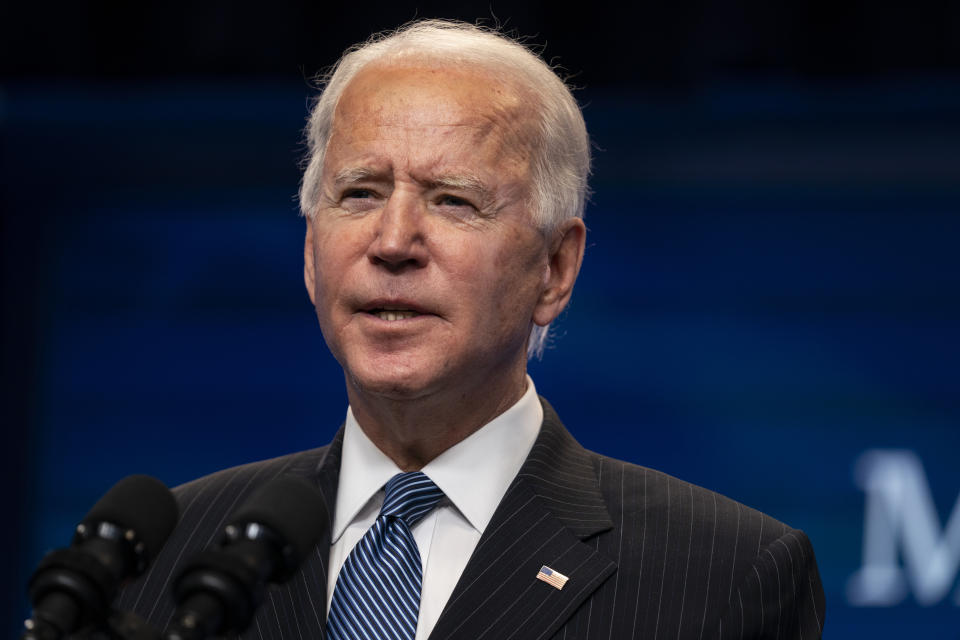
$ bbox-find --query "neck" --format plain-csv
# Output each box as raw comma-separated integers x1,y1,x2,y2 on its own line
345,367,529,471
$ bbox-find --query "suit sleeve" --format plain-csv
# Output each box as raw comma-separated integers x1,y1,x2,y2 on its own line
716,529,825,639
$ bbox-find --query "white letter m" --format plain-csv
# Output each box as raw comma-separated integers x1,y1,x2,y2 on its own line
848,449,960,606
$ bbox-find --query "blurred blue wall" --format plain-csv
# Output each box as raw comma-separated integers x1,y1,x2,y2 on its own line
4,76,959,636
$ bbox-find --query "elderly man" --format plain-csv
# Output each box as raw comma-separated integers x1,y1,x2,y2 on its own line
119,20,825,640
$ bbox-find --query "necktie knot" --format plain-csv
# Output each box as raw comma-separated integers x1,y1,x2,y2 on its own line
380,471,444,527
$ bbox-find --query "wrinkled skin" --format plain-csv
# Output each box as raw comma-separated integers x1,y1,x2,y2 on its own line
304,63,585,469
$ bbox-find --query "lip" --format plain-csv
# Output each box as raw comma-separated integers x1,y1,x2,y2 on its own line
357,297,435,316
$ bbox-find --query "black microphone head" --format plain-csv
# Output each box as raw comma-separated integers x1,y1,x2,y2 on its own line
226,475,326,566
80,474,179,561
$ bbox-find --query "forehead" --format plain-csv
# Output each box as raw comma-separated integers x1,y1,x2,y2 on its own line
340,61,523,110
328,62,535,161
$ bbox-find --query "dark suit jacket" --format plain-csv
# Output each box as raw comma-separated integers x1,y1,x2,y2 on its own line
117,399,825,639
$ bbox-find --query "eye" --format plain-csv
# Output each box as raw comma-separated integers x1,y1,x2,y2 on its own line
436,194,473,208
337,188,383,213
343,188,375,200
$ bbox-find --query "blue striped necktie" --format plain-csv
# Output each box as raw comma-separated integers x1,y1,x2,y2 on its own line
326,472,444,640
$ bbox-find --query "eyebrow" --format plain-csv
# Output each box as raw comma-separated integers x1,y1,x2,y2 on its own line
332,166,379,185
427,173,488,194
428,174,498,212
333,166,491,198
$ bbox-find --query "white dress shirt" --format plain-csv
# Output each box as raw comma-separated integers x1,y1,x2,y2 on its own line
327,377,543,640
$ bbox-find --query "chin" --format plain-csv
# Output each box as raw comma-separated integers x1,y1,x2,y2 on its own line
343,355,443,401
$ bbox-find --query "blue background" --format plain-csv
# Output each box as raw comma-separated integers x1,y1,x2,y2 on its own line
3,4,959,637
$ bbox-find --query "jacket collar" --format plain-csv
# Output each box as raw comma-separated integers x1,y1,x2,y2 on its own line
518,398,615,539
292,399,618,640
428,397,617,639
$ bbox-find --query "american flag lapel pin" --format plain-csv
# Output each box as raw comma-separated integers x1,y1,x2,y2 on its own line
536,565,569,590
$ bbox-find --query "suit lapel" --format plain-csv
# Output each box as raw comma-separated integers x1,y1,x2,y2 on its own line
429,399,617,640
267,428,343,640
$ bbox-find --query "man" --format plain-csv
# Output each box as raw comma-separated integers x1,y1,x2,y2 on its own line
118,20,825,639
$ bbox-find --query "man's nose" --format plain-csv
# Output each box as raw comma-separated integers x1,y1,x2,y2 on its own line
367,190,429,271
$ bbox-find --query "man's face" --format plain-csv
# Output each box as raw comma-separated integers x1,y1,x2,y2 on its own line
304,64,573,403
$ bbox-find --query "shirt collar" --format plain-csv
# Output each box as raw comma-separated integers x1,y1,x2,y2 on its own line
331,376,543,542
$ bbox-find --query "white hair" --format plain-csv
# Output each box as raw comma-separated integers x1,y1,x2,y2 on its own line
298,19,590,358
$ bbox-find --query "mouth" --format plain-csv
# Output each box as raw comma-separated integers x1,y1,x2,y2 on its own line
359,299,432,322
366,308,423,321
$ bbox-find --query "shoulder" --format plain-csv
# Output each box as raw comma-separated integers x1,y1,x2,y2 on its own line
114,444,336,625
538,396,796,550
591,453,794,550
587,450,818,581
587,452,824,638
172,445,332,511
531,397,825,637
166,444,337,551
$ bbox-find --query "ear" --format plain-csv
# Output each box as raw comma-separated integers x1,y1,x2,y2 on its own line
304,217,317,305
532,217,586,327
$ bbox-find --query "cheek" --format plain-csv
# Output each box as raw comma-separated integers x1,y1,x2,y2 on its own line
476,242,546,322
311,230,356,312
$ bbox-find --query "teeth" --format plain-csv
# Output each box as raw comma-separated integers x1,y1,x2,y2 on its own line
373,310,419,321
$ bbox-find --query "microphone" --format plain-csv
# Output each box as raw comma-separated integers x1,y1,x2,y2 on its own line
164,475,326,640
24,474,179,640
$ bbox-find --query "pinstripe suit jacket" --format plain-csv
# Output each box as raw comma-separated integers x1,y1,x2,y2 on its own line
117,399,825,639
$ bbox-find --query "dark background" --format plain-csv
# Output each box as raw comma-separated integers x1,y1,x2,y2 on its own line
3,1,959,636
